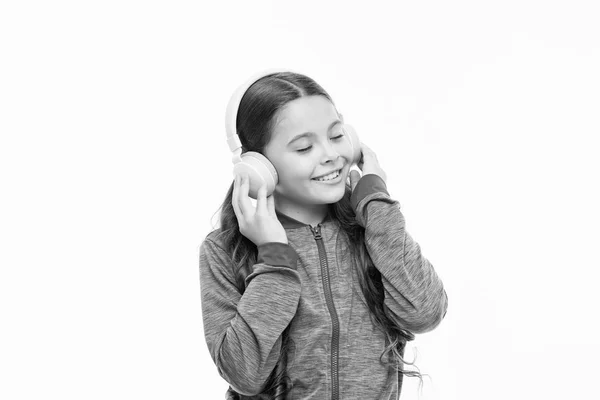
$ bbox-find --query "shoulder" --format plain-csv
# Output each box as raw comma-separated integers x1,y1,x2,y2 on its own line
200,228,231,261
203,227,226,247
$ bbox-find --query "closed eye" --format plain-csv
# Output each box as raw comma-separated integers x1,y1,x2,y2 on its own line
297,135,344,154
297,146,312,153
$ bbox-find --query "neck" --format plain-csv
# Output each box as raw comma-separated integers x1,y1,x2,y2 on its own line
274,198,329,227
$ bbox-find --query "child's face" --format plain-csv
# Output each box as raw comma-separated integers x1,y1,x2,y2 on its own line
264,95,353,210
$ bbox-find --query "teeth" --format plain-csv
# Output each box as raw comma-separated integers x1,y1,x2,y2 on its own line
314,170,340,181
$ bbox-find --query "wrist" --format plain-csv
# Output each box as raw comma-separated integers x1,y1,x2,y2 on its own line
257,242,298,269
256,237,288,246
350,173,390,210
361,172,386,183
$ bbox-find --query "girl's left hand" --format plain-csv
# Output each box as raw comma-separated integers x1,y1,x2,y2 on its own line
349,142,387,191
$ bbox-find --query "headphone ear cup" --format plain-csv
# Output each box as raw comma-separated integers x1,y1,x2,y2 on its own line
234,152,278,199
342,124,362,165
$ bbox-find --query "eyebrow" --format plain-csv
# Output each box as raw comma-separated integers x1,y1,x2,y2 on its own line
287,120,342,146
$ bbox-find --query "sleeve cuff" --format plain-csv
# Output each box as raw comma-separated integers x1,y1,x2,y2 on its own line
256,242,299,270
350,174,390,211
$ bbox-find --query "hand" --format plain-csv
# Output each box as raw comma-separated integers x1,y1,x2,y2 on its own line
232,173,288,247
349,142,387,191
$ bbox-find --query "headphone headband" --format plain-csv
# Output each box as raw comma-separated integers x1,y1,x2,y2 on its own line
225,68,299,153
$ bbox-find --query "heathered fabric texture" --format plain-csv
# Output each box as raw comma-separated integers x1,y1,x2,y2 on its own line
199,174,448,399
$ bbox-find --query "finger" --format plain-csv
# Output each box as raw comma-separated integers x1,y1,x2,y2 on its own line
360,142,373,158
232,174,243,218
350,170,360,188
255,183,268,215
357,150,364,171
267,194,276,217
361,142,378,161
238,174,254,216
350,170,361,191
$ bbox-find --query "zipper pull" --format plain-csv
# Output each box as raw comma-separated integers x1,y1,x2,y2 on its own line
310,224,322,240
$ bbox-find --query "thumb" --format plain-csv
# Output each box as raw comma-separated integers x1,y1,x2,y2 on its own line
267,193,276,216
350,170,361,191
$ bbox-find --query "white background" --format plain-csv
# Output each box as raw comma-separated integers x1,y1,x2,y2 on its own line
1,1,599,399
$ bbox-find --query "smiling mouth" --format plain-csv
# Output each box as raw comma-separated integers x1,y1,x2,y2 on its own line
311,169,341,182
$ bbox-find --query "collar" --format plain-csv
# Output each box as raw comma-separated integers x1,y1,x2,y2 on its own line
275,208,334,229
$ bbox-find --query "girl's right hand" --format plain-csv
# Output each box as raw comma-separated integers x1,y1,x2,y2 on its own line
232,173,288,246
348,142,388,191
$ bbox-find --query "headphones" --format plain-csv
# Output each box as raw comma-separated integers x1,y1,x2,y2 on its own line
225,68,362,199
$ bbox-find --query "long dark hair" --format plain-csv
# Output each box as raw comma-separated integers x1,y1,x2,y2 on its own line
215,72,421,399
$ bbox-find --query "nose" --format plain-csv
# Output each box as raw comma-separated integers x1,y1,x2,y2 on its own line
321,140,340,164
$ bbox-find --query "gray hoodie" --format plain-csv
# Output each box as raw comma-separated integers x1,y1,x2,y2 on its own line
199,174,448,399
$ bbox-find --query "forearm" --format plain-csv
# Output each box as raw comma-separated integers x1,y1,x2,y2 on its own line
214,265,301,393
352,175,448,333
200,240,301,395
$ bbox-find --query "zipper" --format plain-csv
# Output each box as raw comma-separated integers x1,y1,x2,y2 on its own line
309,223,340,400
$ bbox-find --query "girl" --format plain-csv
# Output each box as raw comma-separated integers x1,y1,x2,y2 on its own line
199,70,448,399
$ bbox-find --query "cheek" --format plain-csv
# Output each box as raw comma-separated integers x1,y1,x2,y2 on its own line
274,156,313,182
333,139,354,160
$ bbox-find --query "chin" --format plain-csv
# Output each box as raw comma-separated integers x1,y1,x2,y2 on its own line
315,187,346,205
